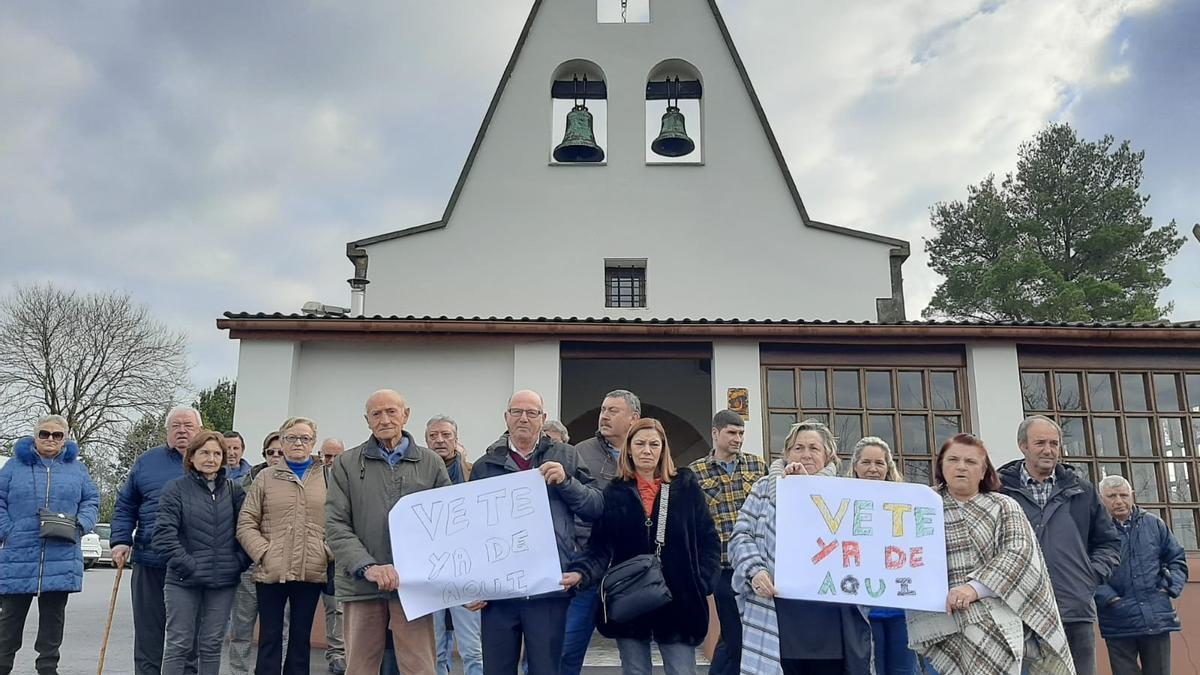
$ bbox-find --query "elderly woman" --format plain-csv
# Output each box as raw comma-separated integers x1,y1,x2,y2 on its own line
729,419,873,674
155,430,251,675
907,433,1074,675
566,418,721,675
238,417,332,675
846,437,914,675
1095,474,1187,675
0,415,100,675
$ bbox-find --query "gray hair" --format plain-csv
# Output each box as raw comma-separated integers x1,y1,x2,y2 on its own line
34,414,69,434
845,436,903,482
1098,475,1132,492
544,419,569,442
783,419,839,463
604,389,642,415
165,406,202,431
426,415,458,431
1017,415,1061,445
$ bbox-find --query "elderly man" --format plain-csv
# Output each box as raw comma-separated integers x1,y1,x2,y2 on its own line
468,389,603,675
320,438,348,675
223,431,252,482
1096,475,1188,675
326,390,450,675
425,416,484,675
111,406,202,675
998,415,1120,675
560,389,640,675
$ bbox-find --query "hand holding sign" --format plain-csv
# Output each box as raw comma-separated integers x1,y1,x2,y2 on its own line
365,564,400,592
539,461,566,485
751,570,777,598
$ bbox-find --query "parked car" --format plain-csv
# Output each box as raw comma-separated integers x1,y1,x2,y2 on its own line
94,522,112,566
82,532,102,569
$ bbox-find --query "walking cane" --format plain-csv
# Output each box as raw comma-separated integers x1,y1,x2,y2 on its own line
97,565,124,675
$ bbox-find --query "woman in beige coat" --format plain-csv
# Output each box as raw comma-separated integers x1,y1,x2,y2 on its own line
237,416,332,675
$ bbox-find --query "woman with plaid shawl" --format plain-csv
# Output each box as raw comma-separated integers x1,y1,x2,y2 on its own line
906,433,1075,675
729,420,875,675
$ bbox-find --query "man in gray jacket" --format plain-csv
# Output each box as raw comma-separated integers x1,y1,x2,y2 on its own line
326,389,451,675
467,389,603,675
999,415,1121,675
560,389,640,675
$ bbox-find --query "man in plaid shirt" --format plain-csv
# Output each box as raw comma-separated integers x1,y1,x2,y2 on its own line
689,409,766,675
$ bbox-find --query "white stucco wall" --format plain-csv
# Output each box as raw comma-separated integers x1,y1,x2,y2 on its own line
965,342,1025,466
231,341,299,464
712,339,764,459
359,0,898,321
512,340,562,420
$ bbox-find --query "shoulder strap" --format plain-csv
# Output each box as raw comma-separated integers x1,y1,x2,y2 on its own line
654,483,670,555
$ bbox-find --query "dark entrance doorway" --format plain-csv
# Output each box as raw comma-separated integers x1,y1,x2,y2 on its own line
559,342,713,466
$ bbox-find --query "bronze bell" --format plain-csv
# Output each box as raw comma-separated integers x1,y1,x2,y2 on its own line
553,105,605,163
651,105,695,157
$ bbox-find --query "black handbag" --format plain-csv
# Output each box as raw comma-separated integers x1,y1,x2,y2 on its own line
599,483,672,624
34,465,78,542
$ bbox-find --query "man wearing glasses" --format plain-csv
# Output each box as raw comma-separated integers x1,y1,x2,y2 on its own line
326,389,450,675
467,389,604,675
560,389,641,675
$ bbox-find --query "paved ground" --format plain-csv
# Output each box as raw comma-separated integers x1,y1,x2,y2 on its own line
22,567,706,674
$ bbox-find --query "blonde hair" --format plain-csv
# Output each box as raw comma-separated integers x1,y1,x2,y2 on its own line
783,419,838,465
279,416,318,436
619,418,677,483
846,436,903,482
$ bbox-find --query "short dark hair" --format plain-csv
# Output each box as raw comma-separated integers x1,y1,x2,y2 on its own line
222,430,245,446
712,410,744,431
934,433,1002,493
185,430,228,470
261,430,281,450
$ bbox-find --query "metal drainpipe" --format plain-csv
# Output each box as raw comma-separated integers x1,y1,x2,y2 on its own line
346,247,370,318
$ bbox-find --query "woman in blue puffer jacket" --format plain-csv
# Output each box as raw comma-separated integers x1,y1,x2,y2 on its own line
0,414,101,675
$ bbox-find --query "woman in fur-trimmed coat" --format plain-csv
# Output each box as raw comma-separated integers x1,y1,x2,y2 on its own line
567,418,721,674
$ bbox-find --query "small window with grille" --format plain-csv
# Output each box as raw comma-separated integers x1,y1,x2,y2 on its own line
604,259,647,309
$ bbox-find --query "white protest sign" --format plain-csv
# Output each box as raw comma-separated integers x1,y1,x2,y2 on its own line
774,476,948,612
389,469,562,619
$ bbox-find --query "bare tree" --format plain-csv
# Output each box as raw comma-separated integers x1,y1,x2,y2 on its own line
0,284,190,455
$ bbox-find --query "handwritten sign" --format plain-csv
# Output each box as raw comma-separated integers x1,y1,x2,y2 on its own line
389,470,563,619
774,476,947,612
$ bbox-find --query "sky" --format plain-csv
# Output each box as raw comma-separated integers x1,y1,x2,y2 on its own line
1,0,1197,392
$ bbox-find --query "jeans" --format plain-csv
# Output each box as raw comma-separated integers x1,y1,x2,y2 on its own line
255,581,323,675
162,583,236,675
1063,621,1097,675
871,614,917,675
615,639,698,675
134,564,197,675
709,568,742,675
1105,633,1172,675
480,596,570,675
434,606,484,675
558,587,598,675
0,592,68,675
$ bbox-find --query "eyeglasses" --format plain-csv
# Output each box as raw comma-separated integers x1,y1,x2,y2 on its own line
506,408,545,419
265,450,285,457
37,430,66,441
282,435,314,445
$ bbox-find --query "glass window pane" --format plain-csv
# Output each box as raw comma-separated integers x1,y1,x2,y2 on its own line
868,415,896,451
930,372,959,411
1055,372,1083,411
901,415,930,455
1060,417,1088,457
1127,418,1155,457
1170,509,1198,550
1021,372,1050,410
767,369,796,409
833,371,861,408
1067,462,1095,483
800,370,828,409
1194,419,1200,457
835,414,863,455
866,371,894,408
935,416,961,446
769,413,796,456
1130,463,1160,502
898,371,925,409
1122,373,1149,411
1155,373,1182,411
1088,373,1117,411
1166,463,1193,503
1098,462,1127,481
1160,418,1187,457
1093,418,1122,457
804,413,830,426
903,460,931,487
1187,374,1200,412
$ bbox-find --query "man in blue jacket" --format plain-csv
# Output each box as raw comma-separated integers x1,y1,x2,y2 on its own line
111,406,202,675
1096,475,1187,675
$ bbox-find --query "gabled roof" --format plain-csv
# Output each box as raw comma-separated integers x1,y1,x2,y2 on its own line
346,0,909,258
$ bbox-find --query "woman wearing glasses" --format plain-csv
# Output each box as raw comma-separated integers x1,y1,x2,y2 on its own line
237,417,333,675
729,420,874,675
0,415,100,675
